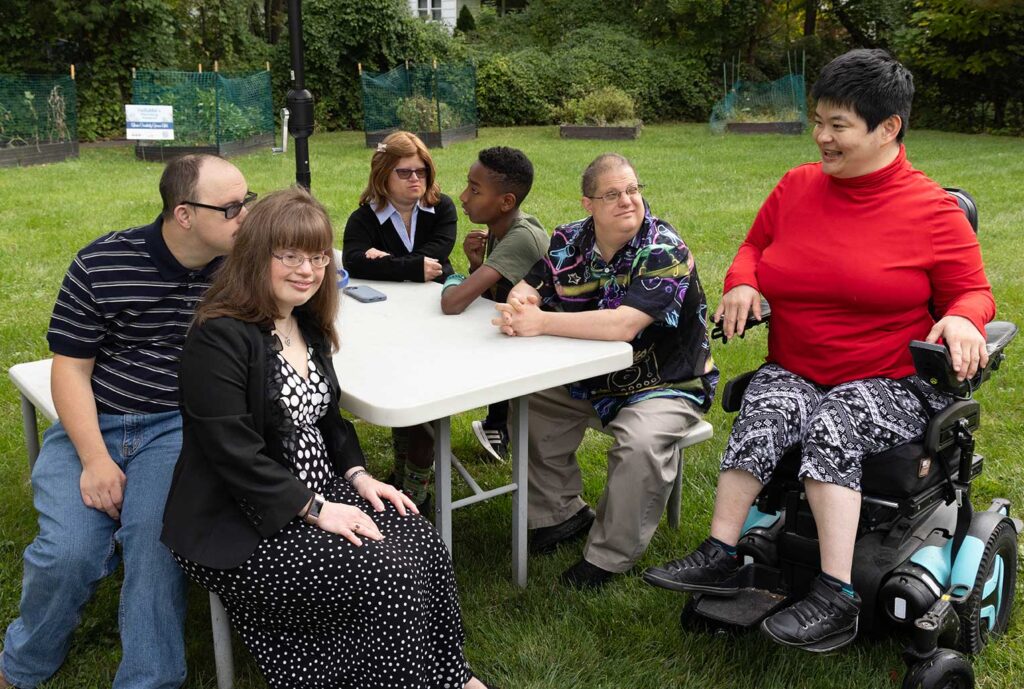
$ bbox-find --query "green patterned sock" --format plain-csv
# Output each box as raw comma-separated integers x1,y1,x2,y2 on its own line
403,464,432,504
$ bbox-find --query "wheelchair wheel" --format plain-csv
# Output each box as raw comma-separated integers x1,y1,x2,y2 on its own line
954,519,1018,654
901,649,974,689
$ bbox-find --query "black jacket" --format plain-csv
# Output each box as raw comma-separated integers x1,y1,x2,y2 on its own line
161,315,365,569
341,194,457,282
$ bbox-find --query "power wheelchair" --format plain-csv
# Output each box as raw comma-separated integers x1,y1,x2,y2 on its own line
685,189,1019,689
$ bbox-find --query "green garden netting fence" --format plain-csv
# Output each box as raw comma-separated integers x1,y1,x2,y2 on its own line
0,73,78,167
710,74,807,135
132,69,273,158
361,61,477,148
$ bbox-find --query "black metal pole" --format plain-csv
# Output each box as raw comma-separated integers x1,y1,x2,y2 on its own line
286,0,313,190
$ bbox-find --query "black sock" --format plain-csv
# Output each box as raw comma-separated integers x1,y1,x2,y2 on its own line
708,536,737,558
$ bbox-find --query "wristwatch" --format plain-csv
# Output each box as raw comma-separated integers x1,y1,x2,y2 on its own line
305,494,325,523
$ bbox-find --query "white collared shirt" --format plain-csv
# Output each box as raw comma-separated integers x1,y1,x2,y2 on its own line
374,200,436,253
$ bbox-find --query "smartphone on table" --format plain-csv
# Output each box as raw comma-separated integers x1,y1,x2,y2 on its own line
343,285,387,303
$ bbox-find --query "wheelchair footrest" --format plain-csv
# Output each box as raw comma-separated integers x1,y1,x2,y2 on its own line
693,587,789,628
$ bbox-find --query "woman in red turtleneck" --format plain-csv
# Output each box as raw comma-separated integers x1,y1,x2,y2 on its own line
643,49,993,653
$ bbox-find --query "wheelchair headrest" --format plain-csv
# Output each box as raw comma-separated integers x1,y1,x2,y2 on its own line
944,187,978,234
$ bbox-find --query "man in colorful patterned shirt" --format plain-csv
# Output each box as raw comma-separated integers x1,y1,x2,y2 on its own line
493,153,718,588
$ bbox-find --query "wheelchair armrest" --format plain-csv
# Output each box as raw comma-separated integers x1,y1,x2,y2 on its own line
924,399,980,457
722,370,758,413
910,321,1016,397
985,320,1017,362
711,299,772,343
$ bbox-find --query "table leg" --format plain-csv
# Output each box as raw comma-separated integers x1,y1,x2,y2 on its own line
510,396,528,587
433,417,453,553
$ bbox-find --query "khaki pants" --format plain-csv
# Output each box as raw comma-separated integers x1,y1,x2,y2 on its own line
526,386,704,572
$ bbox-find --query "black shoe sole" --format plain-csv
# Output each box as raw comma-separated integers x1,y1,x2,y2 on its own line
761,617,858,653
642,570,740,596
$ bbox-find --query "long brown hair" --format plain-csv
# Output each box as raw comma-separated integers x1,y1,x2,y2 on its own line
358,130,441,211
195,186,340,351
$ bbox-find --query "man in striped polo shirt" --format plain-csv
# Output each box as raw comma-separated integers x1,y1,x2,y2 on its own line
1,154,251,689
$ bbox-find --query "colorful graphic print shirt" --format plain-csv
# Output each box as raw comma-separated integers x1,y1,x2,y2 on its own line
524,208,718,424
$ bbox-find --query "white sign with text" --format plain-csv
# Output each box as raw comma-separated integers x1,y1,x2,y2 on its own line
125,105,174,140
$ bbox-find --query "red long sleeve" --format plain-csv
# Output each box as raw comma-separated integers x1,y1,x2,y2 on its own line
724,146,994,386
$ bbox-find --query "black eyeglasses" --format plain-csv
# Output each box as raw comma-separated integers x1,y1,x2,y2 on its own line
183,191,257,219
586,184,645,204
394,167,428,180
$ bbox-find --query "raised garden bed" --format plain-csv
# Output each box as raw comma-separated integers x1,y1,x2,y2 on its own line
364,125,477,149
559,124,641,140
0,141,79,168
135,132,273,161
726,121,804,135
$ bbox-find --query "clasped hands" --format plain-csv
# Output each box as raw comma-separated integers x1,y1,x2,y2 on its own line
364,248,442,281
492,293,545,337
313,472,419,547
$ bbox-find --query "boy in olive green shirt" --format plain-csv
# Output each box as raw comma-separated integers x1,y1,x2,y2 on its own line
441,147,548,459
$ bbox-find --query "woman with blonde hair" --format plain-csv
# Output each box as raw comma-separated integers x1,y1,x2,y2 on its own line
342,130,458,509
162,187,490,689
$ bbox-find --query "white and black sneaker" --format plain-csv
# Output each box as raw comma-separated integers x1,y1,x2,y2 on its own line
471,420,509,462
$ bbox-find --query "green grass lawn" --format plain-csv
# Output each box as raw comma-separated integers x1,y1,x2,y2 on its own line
1,124,1023,688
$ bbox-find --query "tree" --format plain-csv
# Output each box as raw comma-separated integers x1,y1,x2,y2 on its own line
899,0,1024,130
456,4,476,33
274,0,458,130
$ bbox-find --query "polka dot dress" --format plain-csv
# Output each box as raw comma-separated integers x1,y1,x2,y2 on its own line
173,345,472,689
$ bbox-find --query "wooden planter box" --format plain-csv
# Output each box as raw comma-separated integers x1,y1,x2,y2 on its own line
559,124,641,140
135,132,274,161
726,121,805,135
364,125,478,149
0,141,79,168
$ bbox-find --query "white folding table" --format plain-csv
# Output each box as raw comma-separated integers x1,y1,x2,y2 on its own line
333,280,632,587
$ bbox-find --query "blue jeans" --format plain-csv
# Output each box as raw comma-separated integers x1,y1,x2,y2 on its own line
1,411,187,689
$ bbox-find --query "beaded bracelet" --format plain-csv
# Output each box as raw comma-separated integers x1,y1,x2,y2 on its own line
346,468,369,484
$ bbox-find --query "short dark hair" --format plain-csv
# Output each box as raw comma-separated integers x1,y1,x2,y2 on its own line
477,147,534,207
581,153,636,197
159,153,219,220
812,49,914,142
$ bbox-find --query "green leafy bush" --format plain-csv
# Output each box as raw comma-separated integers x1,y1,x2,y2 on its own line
472,23,716,126
395,95,459,131
557,86,638,126
475,54,552,126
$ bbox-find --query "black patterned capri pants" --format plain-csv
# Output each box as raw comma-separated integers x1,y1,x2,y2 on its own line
720,364,952,492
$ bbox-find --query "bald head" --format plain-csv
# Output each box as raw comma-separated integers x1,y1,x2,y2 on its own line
160,154,242,221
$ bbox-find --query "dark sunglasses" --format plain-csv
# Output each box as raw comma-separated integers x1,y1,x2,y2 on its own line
394,167,428,180
183,191,258,219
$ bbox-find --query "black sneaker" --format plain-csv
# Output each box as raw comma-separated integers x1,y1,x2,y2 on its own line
761,575,861,652
560,558,617,589
529,506,596,554
642,538,740,596
472,420,509,462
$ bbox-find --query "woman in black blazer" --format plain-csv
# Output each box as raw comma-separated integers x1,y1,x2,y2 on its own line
161,187,490,689
342,130,457,283
341,131,457,509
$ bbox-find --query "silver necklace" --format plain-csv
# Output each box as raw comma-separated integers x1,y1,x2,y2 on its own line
276,317,296,347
